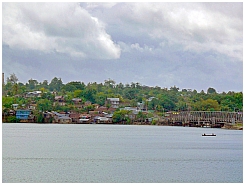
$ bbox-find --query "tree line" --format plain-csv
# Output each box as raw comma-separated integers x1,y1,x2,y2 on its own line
2,73,243,114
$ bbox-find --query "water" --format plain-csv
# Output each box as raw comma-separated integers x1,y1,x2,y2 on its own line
2,123,243,183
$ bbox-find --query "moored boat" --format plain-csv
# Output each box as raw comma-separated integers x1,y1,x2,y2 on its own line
202,133,216,136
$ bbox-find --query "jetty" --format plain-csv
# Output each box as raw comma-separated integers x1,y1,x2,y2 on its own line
164,111,243,128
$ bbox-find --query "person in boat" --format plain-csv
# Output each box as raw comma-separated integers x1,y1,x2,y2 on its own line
203,133,206,136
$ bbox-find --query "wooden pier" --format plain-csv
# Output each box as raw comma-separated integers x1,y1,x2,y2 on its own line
165,111,243,128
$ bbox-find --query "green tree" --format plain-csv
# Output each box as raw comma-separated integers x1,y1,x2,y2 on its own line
112,110,131,124
194,98,220,111
95,92,107,106
7,73,18,84
2,96,14,108
27,79,38,90
74,90,83,98
49,77,64,91
137,111,147,123
207,87,217,94
62,83,77,92
67,81,85,90
37,99,52,112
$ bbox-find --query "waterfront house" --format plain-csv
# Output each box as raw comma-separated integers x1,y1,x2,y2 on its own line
79,114,91,123
43,112,53,123
69,113,81,123
59,116,72,124
94,116,110,124
52,111,71,123
16,109,31,122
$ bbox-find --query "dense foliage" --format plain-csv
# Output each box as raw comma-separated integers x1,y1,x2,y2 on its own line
2,74,243,114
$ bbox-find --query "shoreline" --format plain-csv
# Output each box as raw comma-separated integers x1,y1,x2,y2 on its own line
3,122,242,130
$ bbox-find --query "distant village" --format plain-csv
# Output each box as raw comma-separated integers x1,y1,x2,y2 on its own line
4,90,156,124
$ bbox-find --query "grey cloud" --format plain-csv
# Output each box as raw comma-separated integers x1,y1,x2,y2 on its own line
85,2,242,61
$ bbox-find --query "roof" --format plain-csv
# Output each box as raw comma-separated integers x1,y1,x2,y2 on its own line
107,98,119,101
55,96,63,100
59,116,71,120
72,98,82,101
95,106,108,112
69,113,80,119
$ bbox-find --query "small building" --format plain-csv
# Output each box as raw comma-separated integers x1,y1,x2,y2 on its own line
12,104,18,110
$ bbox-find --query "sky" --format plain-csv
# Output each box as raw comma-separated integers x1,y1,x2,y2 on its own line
2,2,243,92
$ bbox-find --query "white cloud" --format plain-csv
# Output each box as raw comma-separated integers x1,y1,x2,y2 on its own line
2,2,121,59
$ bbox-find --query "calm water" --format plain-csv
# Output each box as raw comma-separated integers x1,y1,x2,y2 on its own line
2,123,243,183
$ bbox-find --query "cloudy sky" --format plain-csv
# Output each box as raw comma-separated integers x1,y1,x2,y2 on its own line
2,2,243,92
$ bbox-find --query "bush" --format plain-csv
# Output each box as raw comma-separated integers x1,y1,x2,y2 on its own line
7,116,20,123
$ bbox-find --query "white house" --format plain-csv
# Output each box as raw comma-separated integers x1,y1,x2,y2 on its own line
107,98,120,108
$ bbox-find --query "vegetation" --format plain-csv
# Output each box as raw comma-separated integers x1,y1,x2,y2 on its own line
2,74,243,122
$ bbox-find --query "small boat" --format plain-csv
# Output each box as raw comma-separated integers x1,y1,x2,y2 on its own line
202,133,216,136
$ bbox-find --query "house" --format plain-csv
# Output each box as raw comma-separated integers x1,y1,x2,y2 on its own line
54,96,66,106
93,116,110,124
25,91,42,98
95,106,108,113
69,113,81,123
89,111,100,115
93,104,100,109
147,97,157,101
121,107,139,120
12,104,18,110
27,104,37,110
43,112,53,123
108,107,117,113
52,111,71,123
84,101,92,106
16,109,31,122
79,114,91,123
106,98,120,108
59,116,72,124
72,98,82,104
137,102,146,111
